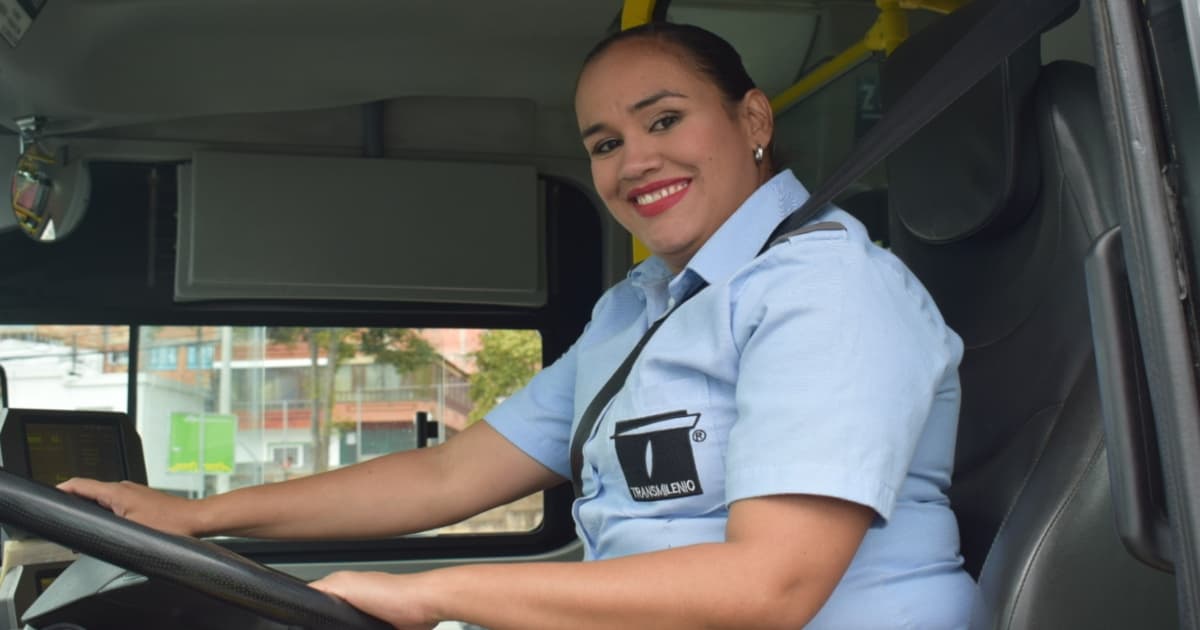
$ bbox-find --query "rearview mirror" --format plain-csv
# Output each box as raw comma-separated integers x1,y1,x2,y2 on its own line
9,138,89,242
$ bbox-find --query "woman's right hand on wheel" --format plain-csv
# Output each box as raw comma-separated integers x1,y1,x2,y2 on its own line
57,478,204,537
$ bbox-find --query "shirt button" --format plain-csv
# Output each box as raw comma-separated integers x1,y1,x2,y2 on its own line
667,297,677,309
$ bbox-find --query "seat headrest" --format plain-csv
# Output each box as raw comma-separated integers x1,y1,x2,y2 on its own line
882,2,1046,244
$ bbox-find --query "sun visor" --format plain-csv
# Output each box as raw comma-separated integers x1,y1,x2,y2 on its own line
176,152,544,306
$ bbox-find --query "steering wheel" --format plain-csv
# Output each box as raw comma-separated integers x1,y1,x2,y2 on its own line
0,468,392,629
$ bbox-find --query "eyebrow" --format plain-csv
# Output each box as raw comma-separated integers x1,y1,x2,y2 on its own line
632,89,686,112
579,90,688,140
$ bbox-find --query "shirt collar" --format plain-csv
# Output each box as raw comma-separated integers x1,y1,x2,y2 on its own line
627,170,812,300
684,170,811,287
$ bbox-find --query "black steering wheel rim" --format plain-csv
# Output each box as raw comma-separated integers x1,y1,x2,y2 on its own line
0,469,392,629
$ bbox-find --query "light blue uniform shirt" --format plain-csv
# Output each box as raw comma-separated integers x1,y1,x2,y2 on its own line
487,170,975,628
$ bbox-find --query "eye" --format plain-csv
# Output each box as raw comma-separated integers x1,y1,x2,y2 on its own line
649,113,681,132
591,138,622,156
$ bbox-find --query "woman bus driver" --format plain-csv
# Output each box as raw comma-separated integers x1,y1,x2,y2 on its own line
61,24,975,629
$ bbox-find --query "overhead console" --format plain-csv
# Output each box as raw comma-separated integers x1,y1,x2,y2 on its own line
176,152,546,307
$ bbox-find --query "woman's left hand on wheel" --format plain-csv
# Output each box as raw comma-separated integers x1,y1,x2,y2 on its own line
310,570,441,630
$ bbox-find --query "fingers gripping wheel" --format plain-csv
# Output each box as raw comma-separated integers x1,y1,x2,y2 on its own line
0,469,392,630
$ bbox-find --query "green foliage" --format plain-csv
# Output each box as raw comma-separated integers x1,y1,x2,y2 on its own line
266,327,301,345
265,326,438,472
359,328,437,374
468,330,542,424
267,327,356,364
267,327,435,376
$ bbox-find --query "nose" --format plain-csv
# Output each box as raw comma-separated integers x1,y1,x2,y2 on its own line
618,136,662,182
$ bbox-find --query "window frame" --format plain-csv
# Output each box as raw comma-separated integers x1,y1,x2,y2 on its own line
0,169,604,565
1092,0,1200,625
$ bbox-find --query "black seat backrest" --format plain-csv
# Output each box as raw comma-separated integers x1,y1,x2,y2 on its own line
882,7,1178,628
835,188,889,247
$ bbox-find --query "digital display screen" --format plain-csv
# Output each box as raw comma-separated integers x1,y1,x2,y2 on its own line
23,421,125,486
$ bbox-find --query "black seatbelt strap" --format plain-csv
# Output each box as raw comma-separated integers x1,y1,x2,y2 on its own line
568,0,1078,497
568,281,704,497
568,217,832,496
788,0,1077,226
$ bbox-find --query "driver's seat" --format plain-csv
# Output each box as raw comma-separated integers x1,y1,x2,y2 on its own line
882,5,1178,628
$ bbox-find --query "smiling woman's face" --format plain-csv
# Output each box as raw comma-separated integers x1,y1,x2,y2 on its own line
575,39,772,272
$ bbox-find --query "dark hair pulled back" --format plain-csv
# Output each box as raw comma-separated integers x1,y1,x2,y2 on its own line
582,22,757,107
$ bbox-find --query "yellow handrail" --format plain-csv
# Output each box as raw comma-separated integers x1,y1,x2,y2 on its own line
770,39,875,114
866,0,911,55
622,0,658,30
772,0,968,114
622,0,965,262
772,0,908,114
898,0,966,15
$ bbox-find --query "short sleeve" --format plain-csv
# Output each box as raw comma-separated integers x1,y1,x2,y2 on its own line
724,235,958,519
484,339,580,479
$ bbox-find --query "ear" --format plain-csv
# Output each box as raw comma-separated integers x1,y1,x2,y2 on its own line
740,88,774,148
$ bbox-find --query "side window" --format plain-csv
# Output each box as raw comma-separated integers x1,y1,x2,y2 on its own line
0,324,546,534
137,325,545,534
0,325,130,412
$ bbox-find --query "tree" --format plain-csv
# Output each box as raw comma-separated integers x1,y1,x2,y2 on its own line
468,330,541,424
268,327,436,472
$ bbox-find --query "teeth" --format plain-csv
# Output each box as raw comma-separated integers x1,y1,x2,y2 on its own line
636,181,689,206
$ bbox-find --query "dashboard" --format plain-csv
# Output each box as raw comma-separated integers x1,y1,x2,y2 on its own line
0,408,147,629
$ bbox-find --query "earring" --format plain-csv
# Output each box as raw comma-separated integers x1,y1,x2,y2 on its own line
753,145,765,165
